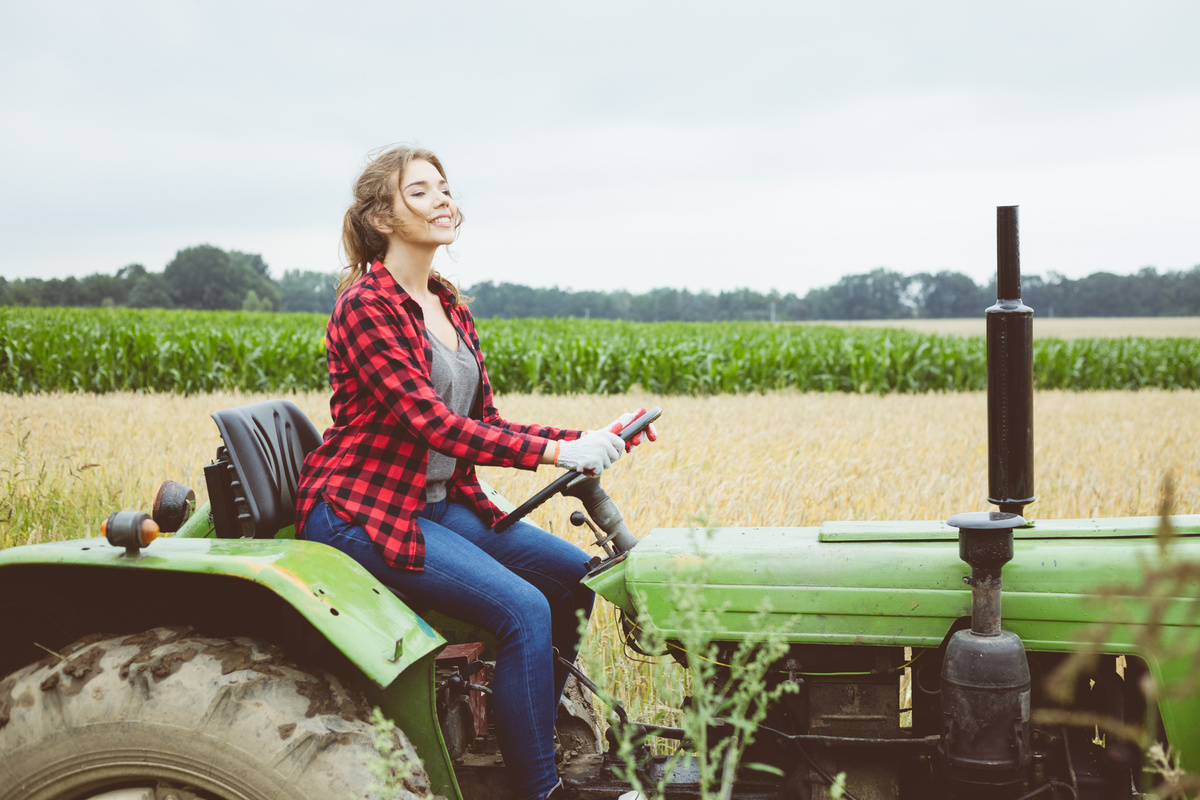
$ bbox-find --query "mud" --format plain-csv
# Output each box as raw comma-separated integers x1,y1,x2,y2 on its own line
120,626,193,652
294,676,364,721
199,639,285,678
35,644,105,697
62,631,118,655
118,626,195,680
124,628,369,722
2,626,373,733
115,627,288,683
147,646,198,680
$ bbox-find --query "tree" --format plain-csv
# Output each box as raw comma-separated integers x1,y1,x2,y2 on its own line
810,268,912,320
230,251,280,310
80,267,136,306
242,289,271,312
126,273,173,309
912,271,989,318
162,246,278,310
231,251,271,279
278,269,337,314
8,279,45,306
42,277,84,307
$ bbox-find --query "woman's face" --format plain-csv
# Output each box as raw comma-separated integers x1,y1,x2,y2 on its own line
386,158,459,246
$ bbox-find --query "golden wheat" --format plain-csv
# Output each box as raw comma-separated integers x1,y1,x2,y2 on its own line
815,316,1200,340
3,389,1198,729
3,390,1198,548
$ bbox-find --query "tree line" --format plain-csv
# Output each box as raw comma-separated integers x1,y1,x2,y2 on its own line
0,246,336,315
3,245,1198,320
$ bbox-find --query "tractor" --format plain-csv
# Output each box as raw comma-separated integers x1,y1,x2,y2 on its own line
1,207,1197,800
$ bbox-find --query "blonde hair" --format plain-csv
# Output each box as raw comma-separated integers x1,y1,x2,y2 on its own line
337,145,467,303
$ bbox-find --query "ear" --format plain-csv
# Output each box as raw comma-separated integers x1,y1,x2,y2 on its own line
370,214,393,236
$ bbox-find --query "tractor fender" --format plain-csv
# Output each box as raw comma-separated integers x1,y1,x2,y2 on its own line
0,535,445,689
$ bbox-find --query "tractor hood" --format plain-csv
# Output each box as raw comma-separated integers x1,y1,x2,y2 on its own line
583,514,1200,653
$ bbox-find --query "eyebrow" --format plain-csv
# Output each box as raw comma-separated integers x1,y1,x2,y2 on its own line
403,179,448,191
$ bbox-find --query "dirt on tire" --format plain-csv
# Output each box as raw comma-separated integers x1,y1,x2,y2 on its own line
0,626,437,800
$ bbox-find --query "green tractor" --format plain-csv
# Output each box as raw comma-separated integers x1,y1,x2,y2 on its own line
2,208,1197,800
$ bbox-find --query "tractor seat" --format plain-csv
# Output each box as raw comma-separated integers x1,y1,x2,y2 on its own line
207,400,429,613
208,400,323,539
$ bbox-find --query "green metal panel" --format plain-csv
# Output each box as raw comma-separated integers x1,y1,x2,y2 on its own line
819,515,1200,542
368,653,463,800
585,515,1200,769
606,517,1200,648
0,535,445,688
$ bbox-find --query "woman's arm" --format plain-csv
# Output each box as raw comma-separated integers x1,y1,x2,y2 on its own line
457,304,585,442
335,293,552,469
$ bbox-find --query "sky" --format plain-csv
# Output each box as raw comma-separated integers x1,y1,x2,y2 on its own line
1,0,1198,296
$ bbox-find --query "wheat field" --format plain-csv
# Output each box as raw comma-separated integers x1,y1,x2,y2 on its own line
816,316,1200,340
3,389,1197,548
3,388,1198,728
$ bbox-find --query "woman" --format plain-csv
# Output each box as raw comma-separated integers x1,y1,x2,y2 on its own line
295,145,651,800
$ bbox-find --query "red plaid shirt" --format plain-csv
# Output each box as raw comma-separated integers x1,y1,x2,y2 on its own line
295,261,580,571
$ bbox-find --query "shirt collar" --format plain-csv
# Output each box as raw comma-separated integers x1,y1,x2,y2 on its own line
369,259,457,313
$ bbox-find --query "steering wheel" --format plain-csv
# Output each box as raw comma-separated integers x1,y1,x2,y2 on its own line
493,407,661,534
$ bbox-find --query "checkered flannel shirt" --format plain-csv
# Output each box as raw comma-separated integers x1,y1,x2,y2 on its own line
295,260,580,571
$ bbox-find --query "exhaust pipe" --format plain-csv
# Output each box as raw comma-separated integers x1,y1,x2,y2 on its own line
987,206,1035,516
938,206,1036,798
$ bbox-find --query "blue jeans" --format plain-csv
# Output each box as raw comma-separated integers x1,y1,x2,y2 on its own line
302,499,595,800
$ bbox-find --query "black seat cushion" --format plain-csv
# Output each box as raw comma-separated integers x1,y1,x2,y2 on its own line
211,400,322,538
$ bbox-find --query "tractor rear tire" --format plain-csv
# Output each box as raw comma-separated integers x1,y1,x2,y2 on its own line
0,626,433,800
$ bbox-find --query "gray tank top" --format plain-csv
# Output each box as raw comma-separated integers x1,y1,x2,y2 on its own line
425,332,481,503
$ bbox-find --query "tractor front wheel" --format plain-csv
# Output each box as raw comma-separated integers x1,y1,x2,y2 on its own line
0,626,432,800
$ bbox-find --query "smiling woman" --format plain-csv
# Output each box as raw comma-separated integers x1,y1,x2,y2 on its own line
291,144,653,800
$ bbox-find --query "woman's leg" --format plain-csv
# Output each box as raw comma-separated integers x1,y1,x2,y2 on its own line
302,501,562,800
433,503,596,701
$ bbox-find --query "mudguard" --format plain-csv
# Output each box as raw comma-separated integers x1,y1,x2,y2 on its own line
0,532,444,688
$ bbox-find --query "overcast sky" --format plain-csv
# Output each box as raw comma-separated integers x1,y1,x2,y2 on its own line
2,1,1198,296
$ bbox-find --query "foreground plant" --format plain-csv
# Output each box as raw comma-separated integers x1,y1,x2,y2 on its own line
581,529,796,800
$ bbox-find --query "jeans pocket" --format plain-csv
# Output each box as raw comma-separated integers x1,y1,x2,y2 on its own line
309,502,357,546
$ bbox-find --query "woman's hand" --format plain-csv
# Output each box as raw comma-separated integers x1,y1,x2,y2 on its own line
555,430,624,476
606,407,659,452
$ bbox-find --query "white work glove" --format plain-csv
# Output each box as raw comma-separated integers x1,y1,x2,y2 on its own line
555,429,624,477
605,407,658,452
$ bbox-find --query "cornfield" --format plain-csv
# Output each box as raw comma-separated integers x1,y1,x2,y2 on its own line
4,306,1200,395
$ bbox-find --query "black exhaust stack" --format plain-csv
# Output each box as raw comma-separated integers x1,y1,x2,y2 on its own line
939,206,1035,798
987,206,1035,515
